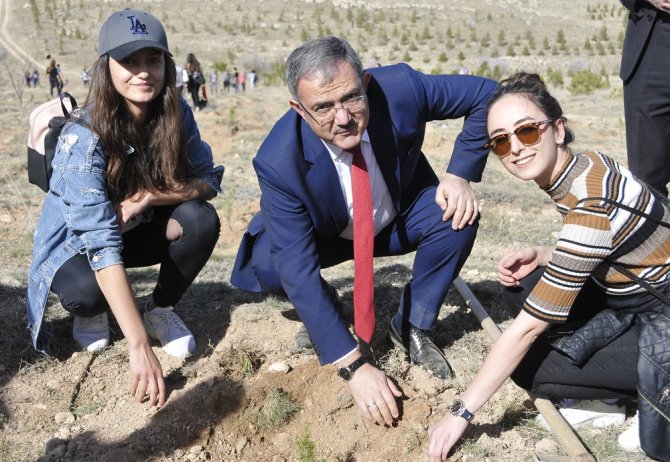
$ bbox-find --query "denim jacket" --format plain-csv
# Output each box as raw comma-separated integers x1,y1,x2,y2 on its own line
27,98,223,350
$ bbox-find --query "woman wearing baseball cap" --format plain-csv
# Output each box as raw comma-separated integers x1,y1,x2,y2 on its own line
27,9,223,407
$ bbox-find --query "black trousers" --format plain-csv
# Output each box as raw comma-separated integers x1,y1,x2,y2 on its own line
51,200,220,317
623,14,670,196
504,268,639,400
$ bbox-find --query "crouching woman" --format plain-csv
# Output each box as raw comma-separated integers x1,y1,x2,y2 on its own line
427,73,670,461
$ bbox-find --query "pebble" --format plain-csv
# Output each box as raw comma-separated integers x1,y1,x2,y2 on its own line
47,380,60,389
235,436,249,454
174,448,185,458
272,456,287,462
535,437,558,454
267,362,291,373
34,403,48,410
54,411,76,424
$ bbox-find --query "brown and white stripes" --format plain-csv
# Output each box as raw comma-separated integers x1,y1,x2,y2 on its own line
523,151,670,323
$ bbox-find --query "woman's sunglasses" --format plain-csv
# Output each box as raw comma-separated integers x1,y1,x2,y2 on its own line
485,119,555,158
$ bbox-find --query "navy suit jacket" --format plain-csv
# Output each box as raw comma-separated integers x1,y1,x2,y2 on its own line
231,64,497,363
620,0,661,82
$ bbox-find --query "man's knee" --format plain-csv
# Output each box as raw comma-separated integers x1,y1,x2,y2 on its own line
251,230,284,294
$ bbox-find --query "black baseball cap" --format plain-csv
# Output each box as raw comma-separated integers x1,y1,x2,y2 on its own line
98,9,171,60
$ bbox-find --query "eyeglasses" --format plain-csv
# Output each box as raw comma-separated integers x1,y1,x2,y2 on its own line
485,119,554,158
300,95,367,126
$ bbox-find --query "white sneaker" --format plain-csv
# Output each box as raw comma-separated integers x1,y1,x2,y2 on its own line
618,412,642,453
73,313,109,352
535,399,625,430
142,305,195,357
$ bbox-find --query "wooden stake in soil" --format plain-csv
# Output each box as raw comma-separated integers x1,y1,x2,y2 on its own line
452,277,595,462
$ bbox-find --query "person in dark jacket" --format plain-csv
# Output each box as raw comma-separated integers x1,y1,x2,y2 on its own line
620,0,670,196
427,73,670,461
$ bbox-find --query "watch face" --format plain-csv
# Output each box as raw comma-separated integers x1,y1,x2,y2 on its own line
338,367,352,381
450,399,463,415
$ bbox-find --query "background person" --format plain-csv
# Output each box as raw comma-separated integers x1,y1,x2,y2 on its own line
620,0,670,195
231,36,496,426
186,53,204,110
47,59,62,96
27,8,223,407
427,73,670,461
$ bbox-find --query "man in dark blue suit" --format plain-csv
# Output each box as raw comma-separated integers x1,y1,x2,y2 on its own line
620,0,670,195
231,37,496,426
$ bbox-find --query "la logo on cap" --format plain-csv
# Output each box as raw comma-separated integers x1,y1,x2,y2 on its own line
127,15,149,36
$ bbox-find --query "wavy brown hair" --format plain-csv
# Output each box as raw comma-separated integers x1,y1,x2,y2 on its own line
84,53,187,202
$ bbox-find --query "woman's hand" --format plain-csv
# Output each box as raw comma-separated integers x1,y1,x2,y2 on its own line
128,341,166,407
94,265,166,407
115,191,151,231
427,413,469,461
496,246,550,287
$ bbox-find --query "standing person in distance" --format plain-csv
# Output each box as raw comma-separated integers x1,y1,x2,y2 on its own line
27,9,223,407
47,59,62,97
186,53,204,110
427,73,670,461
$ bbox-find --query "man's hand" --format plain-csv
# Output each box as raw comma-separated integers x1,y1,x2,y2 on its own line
427,413,469,461
347,363,402,426
435,173,478,230
648,0,670,13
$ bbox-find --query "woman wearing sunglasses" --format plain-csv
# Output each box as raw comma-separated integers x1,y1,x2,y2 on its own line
427,73,670,461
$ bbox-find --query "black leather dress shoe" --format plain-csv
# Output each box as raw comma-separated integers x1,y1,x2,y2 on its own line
388,323,454,379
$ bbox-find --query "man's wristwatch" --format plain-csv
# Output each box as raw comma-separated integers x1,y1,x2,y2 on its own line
337,357,367,381
449,399,475,422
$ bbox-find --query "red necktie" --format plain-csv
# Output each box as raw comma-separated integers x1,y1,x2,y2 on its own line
350,145,375,343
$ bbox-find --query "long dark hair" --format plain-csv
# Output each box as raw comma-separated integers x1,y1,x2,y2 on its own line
85,53,187,202
487,72,575,147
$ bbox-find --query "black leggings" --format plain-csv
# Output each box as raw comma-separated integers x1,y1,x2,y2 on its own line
504,268,639,400
51,200,220,317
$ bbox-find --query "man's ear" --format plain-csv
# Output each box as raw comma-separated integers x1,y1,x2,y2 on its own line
289,99,304,118
363,71,371,89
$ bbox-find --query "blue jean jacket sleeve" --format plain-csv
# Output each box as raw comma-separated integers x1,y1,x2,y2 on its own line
54,125,124,270
181,98,224,193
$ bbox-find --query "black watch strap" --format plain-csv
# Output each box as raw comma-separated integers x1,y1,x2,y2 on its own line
450,399,475,422
337,357,366,381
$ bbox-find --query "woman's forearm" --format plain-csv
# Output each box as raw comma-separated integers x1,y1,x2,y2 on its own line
460,311,549,413
94,264,148,348
146,178,215,205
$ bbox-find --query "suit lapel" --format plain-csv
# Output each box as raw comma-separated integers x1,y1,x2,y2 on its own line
301,122,349,233
367,95,401,210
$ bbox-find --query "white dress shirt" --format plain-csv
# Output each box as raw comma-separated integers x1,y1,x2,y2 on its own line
322,131,397,239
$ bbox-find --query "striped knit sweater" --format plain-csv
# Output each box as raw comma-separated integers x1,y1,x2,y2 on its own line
523,151,670,323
